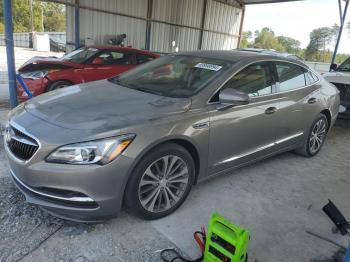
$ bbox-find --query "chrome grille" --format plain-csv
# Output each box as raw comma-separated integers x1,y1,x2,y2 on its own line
6,125,39,161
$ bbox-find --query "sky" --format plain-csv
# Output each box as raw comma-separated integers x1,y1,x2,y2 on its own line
243,0,350,54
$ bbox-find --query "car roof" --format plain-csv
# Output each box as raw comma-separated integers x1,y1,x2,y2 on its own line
87,45,159,56
176,50,306,66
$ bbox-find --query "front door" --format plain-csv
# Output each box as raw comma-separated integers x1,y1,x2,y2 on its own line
208,62,281,174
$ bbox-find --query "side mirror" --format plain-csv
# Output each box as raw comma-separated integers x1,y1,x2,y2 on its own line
330,63,337,71
91,57,104,65
218,88,250,110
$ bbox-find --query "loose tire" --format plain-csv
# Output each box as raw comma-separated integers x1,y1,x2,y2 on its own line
47,80,73,92
295,113,329,157
124,143,195,220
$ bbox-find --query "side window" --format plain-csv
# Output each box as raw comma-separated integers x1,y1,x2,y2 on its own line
305,71,319,85
338,57,350,72
276,62,306,91
97,51,134,65
136,54,155,64
221,62,274,97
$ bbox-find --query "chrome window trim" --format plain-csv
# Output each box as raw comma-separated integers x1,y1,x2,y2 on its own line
207,58,321,105
216,132,303,166
5,121,42,164
11,170,95,203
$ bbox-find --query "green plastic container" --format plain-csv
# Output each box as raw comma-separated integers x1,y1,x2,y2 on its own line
204,213,250,262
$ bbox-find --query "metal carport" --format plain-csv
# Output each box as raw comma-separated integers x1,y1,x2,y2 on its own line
2,0,347,108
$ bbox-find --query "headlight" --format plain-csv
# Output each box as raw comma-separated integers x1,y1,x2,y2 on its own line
20,70,48,80
46,134,135,165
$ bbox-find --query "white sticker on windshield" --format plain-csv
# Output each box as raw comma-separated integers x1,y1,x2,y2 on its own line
194,63,222,71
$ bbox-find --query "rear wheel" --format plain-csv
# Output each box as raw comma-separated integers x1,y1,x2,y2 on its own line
295,113,329,157
124,143,195,220
47,80,73,92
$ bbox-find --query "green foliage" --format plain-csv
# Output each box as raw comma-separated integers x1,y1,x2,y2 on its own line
305,26,338,62
42,2,66,32
0,0,65,33
253,27,285,52
0,22,4,33
240,28,301,53
277,36,301,54
240,31,252,48
240,26,348,63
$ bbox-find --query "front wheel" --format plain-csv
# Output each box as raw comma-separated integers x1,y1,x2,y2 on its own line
295,113,329,157
124,143,195,220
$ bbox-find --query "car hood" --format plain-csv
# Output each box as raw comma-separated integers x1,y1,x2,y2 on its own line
24,79,192,131
18,56,83,72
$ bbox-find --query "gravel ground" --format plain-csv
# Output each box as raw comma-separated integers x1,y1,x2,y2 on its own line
0,178,64,262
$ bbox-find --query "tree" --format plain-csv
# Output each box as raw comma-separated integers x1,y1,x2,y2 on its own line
252,28,285,52
240,31,252,48
305,27,338,61
42,2,65,32
276,36,301,54
0,0,65,33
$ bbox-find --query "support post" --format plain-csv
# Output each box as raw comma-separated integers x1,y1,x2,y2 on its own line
3,0,18,108
331,0,349,69
145,0,153,50
237,5,246,48
75,0,80,49
198,0,208,50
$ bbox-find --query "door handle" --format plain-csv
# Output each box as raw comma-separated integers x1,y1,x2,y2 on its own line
265,107,277,115
308,97,317,104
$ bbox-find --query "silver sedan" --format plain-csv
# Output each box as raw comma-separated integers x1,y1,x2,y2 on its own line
4,50,340,222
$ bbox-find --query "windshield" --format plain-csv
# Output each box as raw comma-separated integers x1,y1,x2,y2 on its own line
61,47,100,63
338,57,350,72
110,55,232,98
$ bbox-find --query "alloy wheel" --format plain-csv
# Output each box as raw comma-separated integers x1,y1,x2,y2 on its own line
138,155,189,213
309,118,327,154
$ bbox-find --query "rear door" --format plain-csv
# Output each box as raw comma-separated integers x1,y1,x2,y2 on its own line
80,50,136,82
208,61,281,174
273,61,321,149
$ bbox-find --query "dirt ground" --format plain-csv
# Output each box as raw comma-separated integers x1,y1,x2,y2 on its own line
0,98,350,261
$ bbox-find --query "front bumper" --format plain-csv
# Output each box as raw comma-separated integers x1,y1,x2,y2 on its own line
16,78,48,102
6,142,134,222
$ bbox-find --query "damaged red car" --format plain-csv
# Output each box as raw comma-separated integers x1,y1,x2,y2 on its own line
17,45,160,101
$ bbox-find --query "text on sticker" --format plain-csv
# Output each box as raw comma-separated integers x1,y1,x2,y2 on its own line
194,63,222,71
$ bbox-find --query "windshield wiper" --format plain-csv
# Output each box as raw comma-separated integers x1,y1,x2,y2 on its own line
108,78,163,96
108,77,121,85
134,87,163,96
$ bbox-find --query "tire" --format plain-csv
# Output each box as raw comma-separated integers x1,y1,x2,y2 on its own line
47,80,73,92
295,113,329,157
124,143,195,220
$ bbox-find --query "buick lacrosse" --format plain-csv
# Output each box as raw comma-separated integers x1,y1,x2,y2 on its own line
4,50,340,221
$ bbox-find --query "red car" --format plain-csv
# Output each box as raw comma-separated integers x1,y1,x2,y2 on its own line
17,45,160,101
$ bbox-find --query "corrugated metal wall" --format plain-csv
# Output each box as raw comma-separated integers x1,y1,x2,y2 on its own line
65,0,242,53
203,0,242,50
